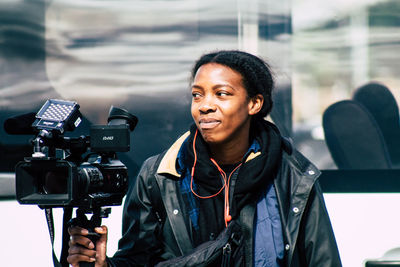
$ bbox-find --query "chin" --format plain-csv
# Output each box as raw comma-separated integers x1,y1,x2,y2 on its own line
200,133,224,145
199,131,216,143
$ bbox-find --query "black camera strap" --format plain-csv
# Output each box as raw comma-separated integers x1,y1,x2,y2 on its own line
45,207,73,267
61,207,73,266
45,208,62,267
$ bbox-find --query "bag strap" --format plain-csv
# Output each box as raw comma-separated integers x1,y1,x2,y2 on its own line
148,152,166,223
150,151,194,255
154,174,194,255
238,202,256,267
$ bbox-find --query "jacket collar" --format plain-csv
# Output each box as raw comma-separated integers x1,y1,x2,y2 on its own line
156,131,262,178
157,131,190,177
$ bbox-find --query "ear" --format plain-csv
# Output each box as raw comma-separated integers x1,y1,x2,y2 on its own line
248,94,264,116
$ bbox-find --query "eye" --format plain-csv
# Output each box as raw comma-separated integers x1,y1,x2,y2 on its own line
217,91,230,97
192,92,202,99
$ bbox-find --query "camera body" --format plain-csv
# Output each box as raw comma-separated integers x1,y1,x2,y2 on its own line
15,99,137,209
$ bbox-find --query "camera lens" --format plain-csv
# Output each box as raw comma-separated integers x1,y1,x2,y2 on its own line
78,165,104,193
42,170,68,194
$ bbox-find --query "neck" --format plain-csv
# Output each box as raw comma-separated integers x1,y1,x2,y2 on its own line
209,137,249,165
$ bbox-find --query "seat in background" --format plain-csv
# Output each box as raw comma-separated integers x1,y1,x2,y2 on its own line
353,82,400,167
322,100,392,169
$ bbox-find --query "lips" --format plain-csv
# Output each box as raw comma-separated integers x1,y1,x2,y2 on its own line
199,118,221,129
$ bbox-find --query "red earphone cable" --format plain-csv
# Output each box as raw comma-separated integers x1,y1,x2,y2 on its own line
190,130,226,198
190,129,242,227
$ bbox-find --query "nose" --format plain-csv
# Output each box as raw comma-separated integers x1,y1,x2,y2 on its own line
198,95,216,114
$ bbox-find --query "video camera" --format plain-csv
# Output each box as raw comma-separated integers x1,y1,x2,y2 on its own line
7,99,138,266
14,99,138,209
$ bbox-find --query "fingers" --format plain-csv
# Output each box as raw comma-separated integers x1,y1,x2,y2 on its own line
67,225,108,266
68,226,89,236
68,226,95,249
67,253,96,266
68,242,96,257
68,238,97,265
70,235,95,249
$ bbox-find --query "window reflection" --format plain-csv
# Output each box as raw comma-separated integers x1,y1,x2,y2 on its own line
292,0,400,169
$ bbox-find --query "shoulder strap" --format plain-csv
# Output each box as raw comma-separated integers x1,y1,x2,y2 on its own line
148,152,166,223
149,151,194,255
239,202,256,267
155,173,194,255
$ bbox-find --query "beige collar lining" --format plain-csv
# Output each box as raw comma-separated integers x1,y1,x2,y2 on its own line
156,131,261,176
157,131,190,177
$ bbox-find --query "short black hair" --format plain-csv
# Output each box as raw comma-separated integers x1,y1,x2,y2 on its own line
191,50,274,119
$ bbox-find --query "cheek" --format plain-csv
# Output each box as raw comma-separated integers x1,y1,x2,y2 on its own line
222,102,247,118
224,104,250,127
191,103,202,125
191,103,196,119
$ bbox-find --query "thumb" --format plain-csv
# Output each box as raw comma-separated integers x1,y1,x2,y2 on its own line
94,225,108,266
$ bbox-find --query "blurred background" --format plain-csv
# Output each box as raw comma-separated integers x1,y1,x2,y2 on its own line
1,0,400,266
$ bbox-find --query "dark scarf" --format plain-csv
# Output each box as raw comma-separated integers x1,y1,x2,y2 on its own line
183,120,283,244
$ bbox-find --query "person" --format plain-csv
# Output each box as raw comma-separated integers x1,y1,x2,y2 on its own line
68,50,342,266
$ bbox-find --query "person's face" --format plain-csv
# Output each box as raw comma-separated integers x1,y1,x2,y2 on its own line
191,63,263,145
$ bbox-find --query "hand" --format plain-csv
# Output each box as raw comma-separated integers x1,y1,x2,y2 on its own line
67,225,108,267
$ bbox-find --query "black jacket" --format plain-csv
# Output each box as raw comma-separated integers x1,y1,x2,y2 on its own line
108,132,342,266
